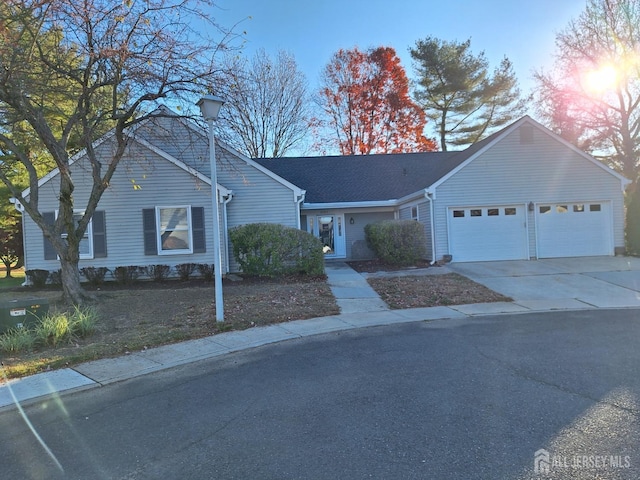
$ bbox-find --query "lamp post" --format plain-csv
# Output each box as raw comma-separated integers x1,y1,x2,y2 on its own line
197,95,225,322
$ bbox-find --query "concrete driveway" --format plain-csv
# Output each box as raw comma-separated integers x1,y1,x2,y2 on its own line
448,256,640,310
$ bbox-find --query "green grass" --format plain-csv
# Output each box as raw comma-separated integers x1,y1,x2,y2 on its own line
0,327,35,353
0,271,25,289
0,305,99,353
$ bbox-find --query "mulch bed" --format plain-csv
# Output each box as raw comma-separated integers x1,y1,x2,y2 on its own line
347,258,433,273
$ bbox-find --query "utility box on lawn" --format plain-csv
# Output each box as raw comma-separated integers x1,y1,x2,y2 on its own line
0,299,49,333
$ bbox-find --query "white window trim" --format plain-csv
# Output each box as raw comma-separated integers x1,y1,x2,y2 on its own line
55,209,94,259
155,205,194,255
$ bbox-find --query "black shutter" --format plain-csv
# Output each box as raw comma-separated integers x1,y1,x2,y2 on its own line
43,212,57,260
92,210,107,258
143,209,157,255
192,207,206,253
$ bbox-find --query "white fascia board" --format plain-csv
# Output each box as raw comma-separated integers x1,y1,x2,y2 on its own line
430,116,631,191
20,130,116,199
23,110,181,198
397,189,432,204
302,200,398,210
428,119,528,191
529,120,631,188
182,119,307,201
217,140,307,199
134,137,232,197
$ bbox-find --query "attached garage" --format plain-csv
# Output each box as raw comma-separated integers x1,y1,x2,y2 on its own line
536,202,613,258
448,205,528,262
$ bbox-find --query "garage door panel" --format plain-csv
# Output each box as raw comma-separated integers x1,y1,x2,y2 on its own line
537,202,612,258
449,205,527,262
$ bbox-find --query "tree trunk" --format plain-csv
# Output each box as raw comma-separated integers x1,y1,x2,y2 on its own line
59,255,95,305
1,259,13,278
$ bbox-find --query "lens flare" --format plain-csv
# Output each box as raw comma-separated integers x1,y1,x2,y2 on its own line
584,65,618,93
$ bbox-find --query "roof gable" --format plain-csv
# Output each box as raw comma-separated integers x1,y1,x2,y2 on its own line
255,116,630,205
21,109,304,199
429,116,630,190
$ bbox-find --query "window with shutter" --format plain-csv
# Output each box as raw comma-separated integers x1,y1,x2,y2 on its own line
42,210,106,260
143,206,205,255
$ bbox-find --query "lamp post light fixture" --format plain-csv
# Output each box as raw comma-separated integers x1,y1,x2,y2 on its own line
197,95,225,322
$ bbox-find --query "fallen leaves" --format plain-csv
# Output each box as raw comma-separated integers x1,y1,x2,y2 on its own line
367,273,511,309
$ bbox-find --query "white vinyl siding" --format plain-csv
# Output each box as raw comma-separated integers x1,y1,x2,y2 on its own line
216,148,300,272
433,124,625,261
24,139,220,272
399,201,433,260
339,210,394,259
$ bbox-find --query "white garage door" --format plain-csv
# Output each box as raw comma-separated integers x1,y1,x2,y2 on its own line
536,202,612,258
449,205,528,262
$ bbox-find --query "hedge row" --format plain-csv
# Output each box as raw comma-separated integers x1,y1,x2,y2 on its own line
25,263,215,287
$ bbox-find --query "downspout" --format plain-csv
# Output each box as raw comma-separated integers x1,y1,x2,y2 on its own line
222,192,233,274
10,198,28,286
295,192,305,229
424,189,437,265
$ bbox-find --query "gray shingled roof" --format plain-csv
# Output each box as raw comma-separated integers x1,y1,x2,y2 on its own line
254,120,519,204
255,151,466,203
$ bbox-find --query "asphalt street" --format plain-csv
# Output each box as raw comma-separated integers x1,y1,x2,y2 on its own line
2,309,640,479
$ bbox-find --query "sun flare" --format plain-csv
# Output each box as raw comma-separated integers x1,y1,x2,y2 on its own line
584,64,618,93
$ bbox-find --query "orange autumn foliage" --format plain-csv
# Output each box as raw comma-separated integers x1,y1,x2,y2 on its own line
319,46,437,155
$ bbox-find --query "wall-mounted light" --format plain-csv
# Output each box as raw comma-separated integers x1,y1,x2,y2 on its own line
349,217,355,225
528,201,534,212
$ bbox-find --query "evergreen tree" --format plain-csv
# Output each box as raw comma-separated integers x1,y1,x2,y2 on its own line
410,36,527,151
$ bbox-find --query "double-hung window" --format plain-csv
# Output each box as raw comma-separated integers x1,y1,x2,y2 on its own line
43,210,106,261
58,210,94,259
156,206,193,254
143,205,205,256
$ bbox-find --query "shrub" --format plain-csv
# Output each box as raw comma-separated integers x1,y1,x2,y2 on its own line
81,266,110,286
197,263,215,281
34,312,71,347
68,305,98,338
49,269,62,286
175,263,198,281
0,327,35,353
0,306,99,353
230,223,324,276
365,219,427,266
113,266,143,284
145,264,172,282
25,269,50,288
626,188,640,255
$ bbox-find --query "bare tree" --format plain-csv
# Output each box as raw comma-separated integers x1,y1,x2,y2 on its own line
534,0,640,184
215,49,311,158
0,0,235,304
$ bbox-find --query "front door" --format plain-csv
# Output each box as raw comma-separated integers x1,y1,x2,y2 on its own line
310,214,346,258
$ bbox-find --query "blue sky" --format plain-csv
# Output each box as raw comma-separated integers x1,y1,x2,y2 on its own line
213,0,588,98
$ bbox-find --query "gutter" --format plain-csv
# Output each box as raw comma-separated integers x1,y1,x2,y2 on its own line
9,197,24,212
424,189,437,265
302,200,398,210
295,192,305,229
10,198,29,285
222,192,233,274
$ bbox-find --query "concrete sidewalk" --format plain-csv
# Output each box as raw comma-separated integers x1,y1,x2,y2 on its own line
2,258,639,411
